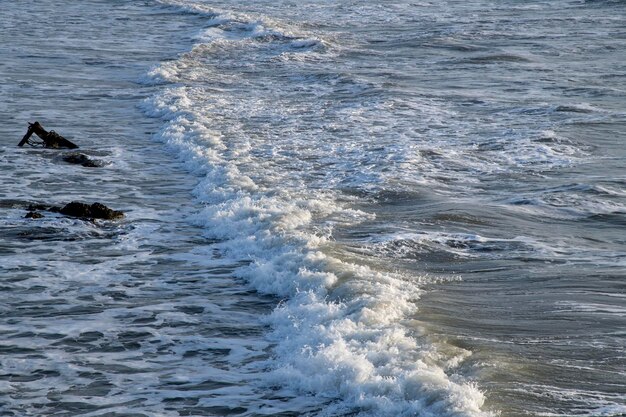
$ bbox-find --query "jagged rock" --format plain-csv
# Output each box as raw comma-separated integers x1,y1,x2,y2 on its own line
62,152,106,167
59,202,124,220
18,121,79,149
25,211,44,219
22,202,122,220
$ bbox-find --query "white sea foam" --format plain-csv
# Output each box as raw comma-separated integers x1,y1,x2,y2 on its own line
142,5,493,415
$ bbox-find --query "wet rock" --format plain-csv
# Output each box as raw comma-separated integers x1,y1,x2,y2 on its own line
59,202,124,220
19,201,123,221
18,121,79,149
24,211,43,219
62,152,106,168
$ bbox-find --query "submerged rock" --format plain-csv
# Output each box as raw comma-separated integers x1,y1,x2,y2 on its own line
24,211,44,219
59,202,124,220
62,152,106,168
27,203,61,212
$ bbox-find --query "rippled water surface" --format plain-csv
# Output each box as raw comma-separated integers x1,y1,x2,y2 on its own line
1,0,625,416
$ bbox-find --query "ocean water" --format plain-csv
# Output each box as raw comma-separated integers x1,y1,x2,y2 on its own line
0,0,624,416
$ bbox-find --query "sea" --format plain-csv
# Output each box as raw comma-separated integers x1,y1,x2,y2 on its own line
0,0,624,416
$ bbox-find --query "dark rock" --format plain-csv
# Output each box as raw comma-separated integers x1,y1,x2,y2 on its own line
62,152,106,168
18,121,79,149
21,202,122,221
89,203,124,220
60,202,92,218
59,202,124,220
25,211,43,219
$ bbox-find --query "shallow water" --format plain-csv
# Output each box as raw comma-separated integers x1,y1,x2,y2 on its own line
1,0,625,416
0,2,278,416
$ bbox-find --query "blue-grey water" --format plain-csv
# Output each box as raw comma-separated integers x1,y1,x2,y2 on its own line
0,1,624,416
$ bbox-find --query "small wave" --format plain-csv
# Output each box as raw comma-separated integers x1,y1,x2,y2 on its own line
505,182,626,222
554,104,597,114
464,53,534,64
156,0,323,53
587,212,626,226
366,231,543,260
554,301,626,316
521,384,626,417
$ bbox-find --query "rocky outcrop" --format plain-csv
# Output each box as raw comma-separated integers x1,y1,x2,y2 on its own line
15,122,122,222
18,121,79,149
59,202,124,220
23,202,123,220
62,152,106,167
24,211,44,219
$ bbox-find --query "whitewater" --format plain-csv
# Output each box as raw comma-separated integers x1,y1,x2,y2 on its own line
1,0,624,416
